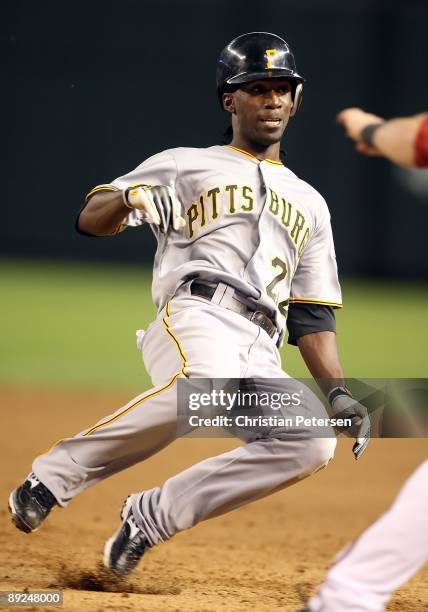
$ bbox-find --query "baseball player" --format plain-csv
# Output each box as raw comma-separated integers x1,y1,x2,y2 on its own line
8,32,369,578
304,109,428,611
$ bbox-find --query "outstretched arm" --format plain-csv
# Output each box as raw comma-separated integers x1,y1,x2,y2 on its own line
337,108,428,168
297,330,370,460
77,186,186,237
78,191,130,236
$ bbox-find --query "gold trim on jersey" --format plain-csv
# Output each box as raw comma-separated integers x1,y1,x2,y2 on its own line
227,145,259,162
289,297,343,308
265,159,284,166
82,372,182,437
85,185,120,202
162,300,189,377
226,145,284,166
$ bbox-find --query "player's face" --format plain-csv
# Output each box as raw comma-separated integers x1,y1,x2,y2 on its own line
229,79,293,148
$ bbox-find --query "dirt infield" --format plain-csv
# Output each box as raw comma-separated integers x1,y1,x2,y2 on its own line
1,386,427,611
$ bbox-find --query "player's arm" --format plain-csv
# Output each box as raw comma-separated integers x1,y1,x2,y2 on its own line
77,185,185,237
296,329,344,394
287,305,370,460
298,328,370,460
337,108,428,168
77,191,130,236
287,304,345,393
77,151,186,237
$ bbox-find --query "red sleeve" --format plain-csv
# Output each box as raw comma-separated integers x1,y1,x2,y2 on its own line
414,115,428,167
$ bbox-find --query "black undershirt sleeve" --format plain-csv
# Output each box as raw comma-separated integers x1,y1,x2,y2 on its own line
286,302,336,346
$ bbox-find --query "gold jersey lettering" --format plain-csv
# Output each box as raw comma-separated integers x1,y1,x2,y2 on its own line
269,188,280,215
241,186,254,211
199,195,206,227
266,189,310,256
207,187,220,219
187,202,198,238
281,198,291,228
225,184,238,213
291,210,305,244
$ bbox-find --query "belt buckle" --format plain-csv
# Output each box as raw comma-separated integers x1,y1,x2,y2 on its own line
248,310,258,321
251,310,268,330
250,310,276,338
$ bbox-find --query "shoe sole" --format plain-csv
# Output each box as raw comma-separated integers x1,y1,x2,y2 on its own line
103,496,133,574
8,491,37,534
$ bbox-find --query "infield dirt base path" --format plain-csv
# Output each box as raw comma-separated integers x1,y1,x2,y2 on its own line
1,387,427,611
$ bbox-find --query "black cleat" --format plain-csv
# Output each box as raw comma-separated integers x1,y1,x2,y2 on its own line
103,495,150,577
8,474,57,533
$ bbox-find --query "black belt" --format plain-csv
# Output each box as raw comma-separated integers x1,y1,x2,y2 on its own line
190,281,278,339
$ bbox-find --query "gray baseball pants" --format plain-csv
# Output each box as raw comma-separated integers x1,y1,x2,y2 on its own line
33,287,336,545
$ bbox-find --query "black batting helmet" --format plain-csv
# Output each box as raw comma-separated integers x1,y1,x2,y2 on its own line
216,32,304,116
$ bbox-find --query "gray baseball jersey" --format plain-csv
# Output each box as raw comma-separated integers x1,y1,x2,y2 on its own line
87,144,342,337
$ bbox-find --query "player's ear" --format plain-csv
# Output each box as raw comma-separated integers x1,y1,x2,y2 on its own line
222,93,235,114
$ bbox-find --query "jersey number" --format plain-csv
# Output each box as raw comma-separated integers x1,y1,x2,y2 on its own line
266,257,289,317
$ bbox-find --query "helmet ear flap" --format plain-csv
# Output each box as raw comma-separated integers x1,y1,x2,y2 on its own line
290,82,303,117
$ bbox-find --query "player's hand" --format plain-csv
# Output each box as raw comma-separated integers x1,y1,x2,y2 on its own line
337,107,384,147
123,185,186,232
328,387,371,460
